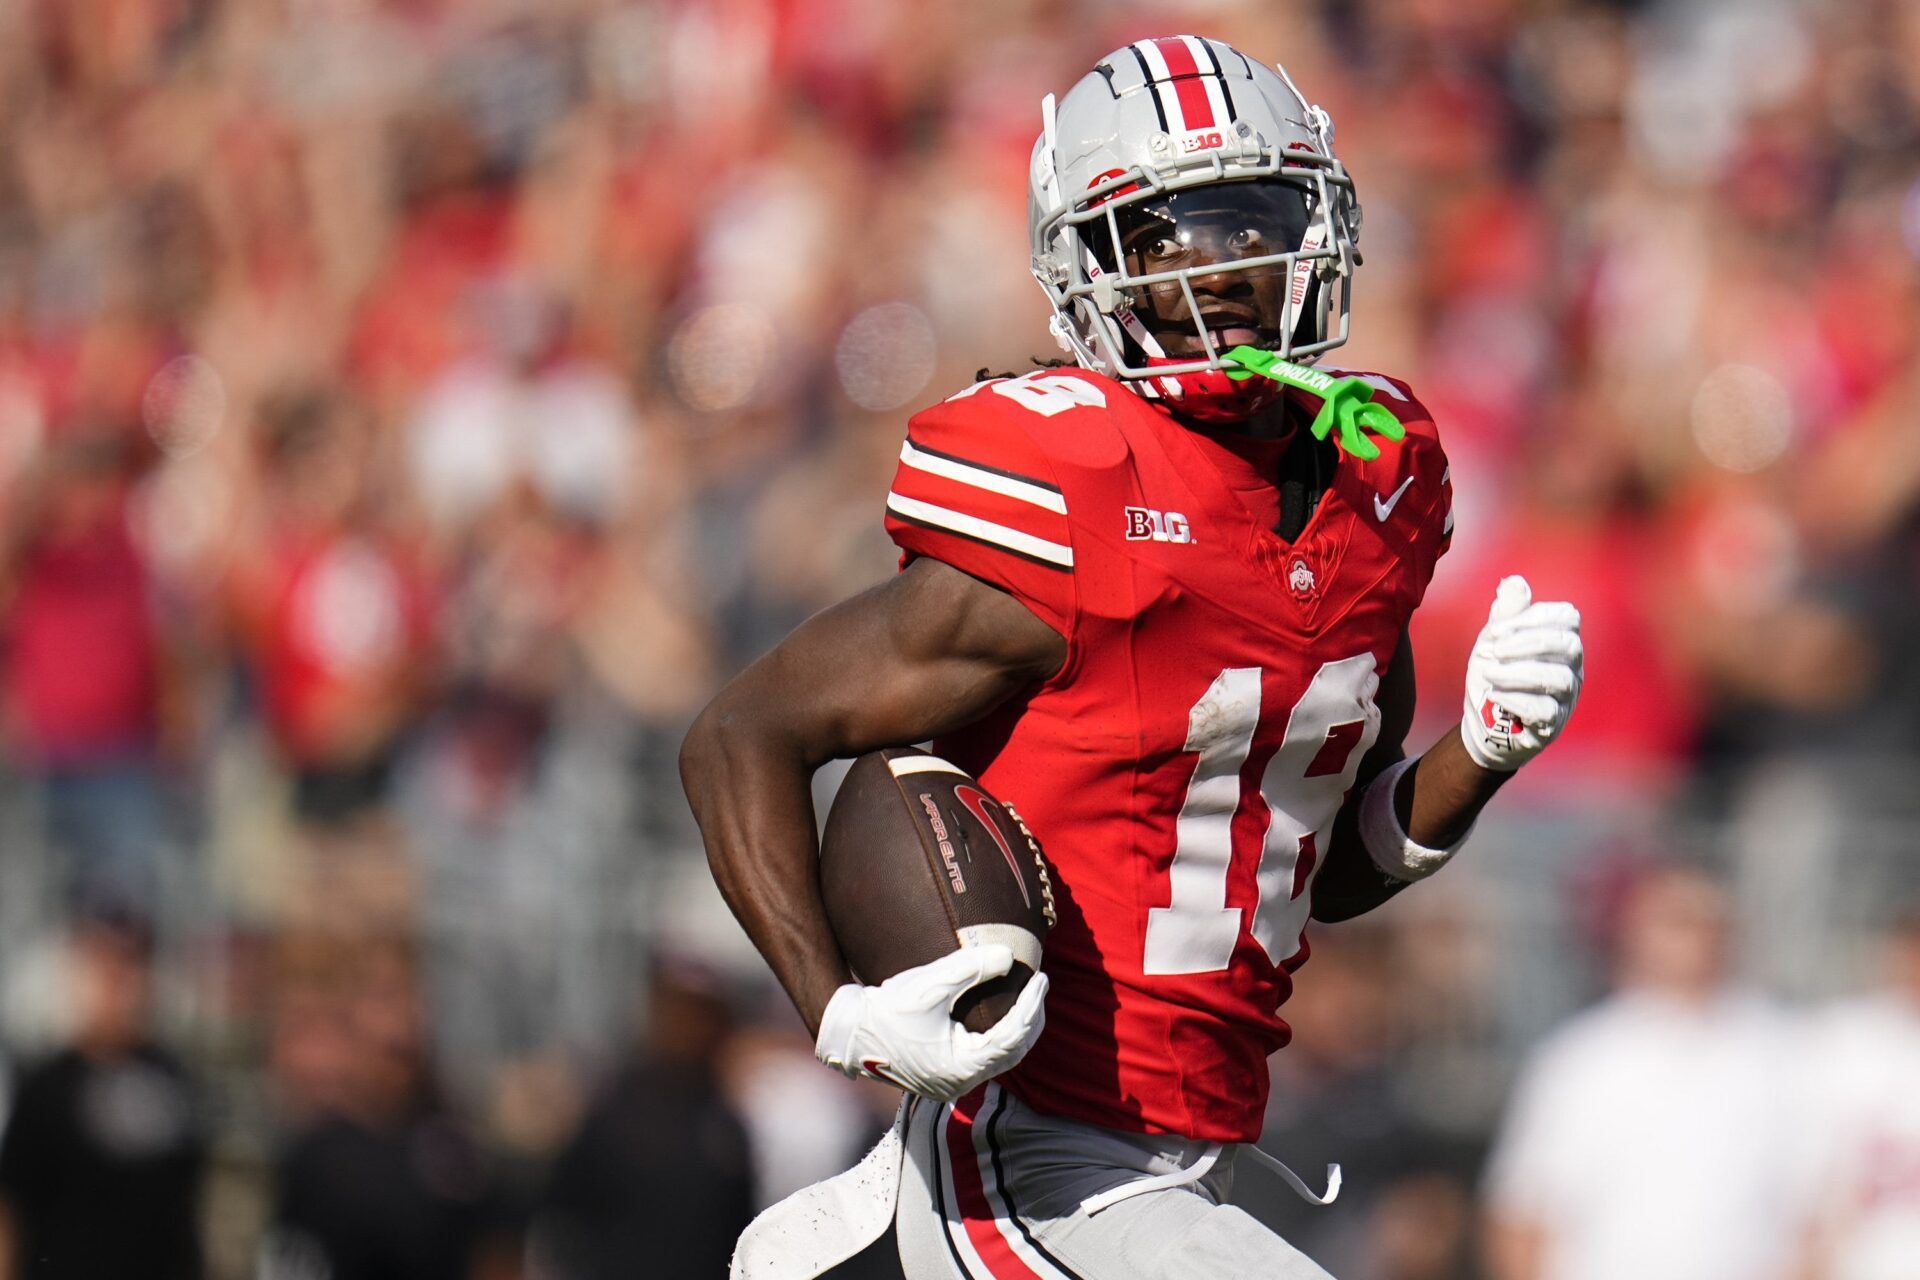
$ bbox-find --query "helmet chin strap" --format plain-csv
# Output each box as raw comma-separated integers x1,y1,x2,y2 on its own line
1288,221,1327,342
1110,304,1185,401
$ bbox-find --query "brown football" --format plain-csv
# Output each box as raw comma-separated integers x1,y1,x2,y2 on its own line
819,747,1055,1033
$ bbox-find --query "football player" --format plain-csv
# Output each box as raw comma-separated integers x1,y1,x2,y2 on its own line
682,37,1583,1280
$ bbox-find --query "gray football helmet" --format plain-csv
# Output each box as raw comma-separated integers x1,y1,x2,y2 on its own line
1029,37,1361,418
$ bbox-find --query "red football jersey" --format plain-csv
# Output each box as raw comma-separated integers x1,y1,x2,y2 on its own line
884,366,1453,1143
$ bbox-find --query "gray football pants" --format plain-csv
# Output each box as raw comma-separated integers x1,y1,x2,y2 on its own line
894,1083,1335,1280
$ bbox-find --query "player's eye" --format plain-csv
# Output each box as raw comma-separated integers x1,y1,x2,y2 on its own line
1144,236,1181,259
1227,228,1265,253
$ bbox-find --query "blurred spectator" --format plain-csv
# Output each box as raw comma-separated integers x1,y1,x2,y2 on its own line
535,959,754,1280
405,277,636,539
228,393,436,827
0,428,174,900
261,938,512,1280
0,906,205,1280
1791,904,1920,1280
1483,865,1800,1280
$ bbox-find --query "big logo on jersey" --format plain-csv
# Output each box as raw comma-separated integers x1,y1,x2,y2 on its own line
1124,506,1193,544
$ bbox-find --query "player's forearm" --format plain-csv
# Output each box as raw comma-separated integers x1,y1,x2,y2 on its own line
1313,732,1508,922
1401,724,1509,846
682,562,1064,1035
680,699,852,1036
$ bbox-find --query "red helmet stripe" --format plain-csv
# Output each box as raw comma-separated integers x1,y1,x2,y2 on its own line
1177,35,1219,75
1181,37,1236,123
1151,36,1215,130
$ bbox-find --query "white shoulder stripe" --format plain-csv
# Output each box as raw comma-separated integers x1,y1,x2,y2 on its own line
899,441,1067,514
886,754,965,778
886,493,1074,568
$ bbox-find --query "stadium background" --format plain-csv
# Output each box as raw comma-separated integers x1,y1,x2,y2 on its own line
0,0,1915,1277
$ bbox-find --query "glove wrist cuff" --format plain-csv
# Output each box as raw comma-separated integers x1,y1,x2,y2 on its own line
1360,757,1473,882
814,983,866,1077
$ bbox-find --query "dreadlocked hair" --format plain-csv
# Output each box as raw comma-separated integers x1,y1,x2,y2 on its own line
975,357,1077,381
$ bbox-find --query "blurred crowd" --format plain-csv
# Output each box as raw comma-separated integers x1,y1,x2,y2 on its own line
0,0,1914,1277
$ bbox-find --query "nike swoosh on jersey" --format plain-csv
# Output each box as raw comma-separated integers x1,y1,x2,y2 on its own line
1372,476,1415,521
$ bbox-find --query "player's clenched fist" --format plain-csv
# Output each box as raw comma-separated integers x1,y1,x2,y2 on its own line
1460,576,1583,772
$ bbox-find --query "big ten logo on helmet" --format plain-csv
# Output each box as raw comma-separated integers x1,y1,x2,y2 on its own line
1125,506,1193,544
1179,128,1225,154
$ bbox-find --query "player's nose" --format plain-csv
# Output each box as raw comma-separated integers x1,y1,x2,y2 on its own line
1188,255,1254,299
1186,269,1256,325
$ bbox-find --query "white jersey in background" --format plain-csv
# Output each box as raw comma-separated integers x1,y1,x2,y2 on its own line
1794,995,1920,1280
1483,990,1801,1280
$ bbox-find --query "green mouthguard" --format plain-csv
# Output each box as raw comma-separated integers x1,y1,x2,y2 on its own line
1221,345,1406,462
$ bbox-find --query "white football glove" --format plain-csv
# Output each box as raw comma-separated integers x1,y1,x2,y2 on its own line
1460,576,1584,772
814,944,1048,1102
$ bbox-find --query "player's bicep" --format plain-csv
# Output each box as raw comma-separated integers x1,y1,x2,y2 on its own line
734,557,1065,762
